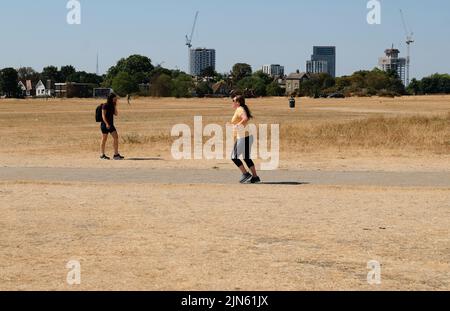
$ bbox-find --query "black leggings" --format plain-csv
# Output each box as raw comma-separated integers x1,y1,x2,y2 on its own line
233,158,255,169
231,136,255,169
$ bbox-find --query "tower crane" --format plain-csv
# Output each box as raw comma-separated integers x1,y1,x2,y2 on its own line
400,9,414,86
186,11,199,49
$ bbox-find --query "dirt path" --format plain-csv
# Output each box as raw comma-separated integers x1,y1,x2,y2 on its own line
1,167,449,187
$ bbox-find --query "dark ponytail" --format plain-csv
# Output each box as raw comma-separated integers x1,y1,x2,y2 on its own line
235,95,253,119
107,93,117,106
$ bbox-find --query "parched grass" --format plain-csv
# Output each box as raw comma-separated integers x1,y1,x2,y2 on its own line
282,113,450,154
121,132,173,145
120,114,450,154
1,98,449,156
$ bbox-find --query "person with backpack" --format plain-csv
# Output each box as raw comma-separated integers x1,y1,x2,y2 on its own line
96,93,125,160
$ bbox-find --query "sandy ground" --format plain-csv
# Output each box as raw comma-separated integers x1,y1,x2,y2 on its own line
0,96,449,290
1,182,449,291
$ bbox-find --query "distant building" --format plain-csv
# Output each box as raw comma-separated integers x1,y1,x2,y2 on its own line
18,80,37,97
189,48,216,76
55,82,96,98
378,46,406,85
18,81,27,96
93,88,113,98
262,64,285,77
307,46,336,78
285,71,310,95
35,80,52,97
306,60,328,75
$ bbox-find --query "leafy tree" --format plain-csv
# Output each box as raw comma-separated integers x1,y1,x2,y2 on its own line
335,76,351,90
112,71,139,96
266,81,284,96
60,65,76,82
231,63,252,83
236,76,253,90
253,70,273,85
41,66,61,83
252,77,268,97
407,78,421,95
171,73,193,98
17,67,39,82
0,68,20,97
200,66,216,78
328,68,405,97
150,74,172,97
149,66,173,82
414,74,450,94
295,74,327,97
213,72,227,83
319,73,336,89
104,54,154,87
298,79,320,97
67,71,103,85
196,81,213,98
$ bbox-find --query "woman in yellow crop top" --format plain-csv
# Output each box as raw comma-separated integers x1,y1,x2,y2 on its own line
230,95,261,184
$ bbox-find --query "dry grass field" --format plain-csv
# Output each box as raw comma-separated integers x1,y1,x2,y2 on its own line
0,96,449,290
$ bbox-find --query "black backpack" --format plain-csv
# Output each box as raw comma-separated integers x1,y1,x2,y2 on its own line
95,104,103,123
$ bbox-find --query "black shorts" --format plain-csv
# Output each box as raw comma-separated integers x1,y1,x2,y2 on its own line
100,123,117,134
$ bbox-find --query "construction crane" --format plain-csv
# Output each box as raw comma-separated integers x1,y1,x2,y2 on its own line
400,9,414,86
185,11,199,49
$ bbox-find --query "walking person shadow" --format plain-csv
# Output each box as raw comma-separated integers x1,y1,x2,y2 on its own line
125,157,164,161
257,181,309,186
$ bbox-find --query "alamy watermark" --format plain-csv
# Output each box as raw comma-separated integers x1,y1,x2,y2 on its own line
66,0,81,25
367,0,381,25
367,260,382,285
171,116,280,170
66,260,81,285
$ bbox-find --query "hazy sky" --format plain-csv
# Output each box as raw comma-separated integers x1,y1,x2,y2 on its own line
1,0,449,79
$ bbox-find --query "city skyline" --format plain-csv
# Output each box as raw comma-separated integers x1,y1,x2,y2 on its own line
0,0,449,79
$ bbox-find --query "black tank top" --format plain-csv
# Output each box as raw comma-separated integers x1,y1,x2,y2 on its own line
102,103,115,124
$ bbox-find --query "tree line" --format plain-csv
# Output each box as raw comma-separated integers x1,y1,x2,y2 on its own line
407,74,450,95
1,54,450,98
104,57,284,98
295,69,406,98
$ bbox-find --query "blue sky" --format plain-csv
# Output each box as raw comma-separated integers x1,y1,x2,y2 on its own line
1,0,449,79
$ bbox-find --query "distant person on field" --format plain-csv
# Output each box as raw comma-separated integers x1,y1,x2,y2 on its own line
230,95,261,184
100,93,125,160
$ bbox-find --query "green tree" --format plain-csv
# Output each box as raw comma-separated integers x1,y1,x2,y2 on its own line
17,67,39,82
40,66,61,83
149,66,173,82
112,71,139,96
266,81,284,96
104,54,154,87
253,70,273,85
231,63,252,83
200,66,216,78
60,65,77,82
0,68,20,97
171,73,193,98
196,81,213,98
335,76,351,90
251,77,267,97
66,71,103,85
67,71,103,85
407,78,421,95
417,74,450,94
331,68,405,97
150,74,172,97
